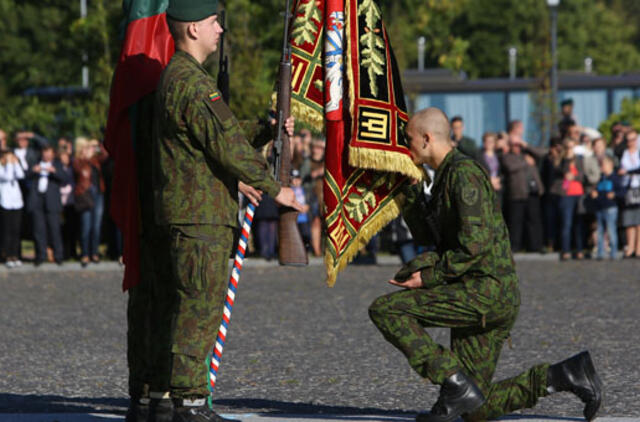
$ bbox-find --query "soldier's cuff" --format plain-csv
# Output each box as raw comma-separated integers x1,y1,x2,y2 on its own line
262,180,281,199
420,267,435,288
421,265,446,289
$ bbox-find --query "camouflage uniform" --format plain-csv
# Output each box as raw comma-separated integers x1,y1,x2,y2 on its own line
369,149,549,421
152,50,280,398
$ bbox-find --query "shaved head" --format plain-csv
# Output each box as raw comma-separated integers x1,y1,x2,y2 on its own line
406,107,453,168
409,107,451,144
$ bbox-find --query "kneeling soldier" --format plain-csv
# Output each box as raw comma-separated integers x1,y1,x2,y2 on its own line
369,107,602,422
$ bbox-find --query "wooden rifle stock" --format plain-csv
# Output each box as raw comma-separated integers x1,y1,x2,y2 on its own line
275,0,308,266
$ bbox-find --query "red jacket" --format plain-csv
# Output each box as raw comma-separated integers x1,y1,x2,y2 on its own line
73,144,109,196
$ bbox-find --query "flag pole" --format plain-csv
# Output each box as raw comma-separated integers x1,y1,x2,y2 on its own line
208,203,256,396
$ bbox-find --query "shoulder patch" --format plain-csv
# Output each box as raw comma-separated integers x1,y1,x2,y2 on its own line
205,91,234,124
461,184,479,206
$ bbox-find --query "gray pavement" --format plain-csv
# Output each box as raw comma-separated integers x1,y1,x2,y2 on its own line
0,259,638,420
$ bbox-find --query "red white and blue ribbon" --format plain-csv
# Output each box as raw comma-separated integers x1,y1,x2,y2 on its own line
209,203,256,395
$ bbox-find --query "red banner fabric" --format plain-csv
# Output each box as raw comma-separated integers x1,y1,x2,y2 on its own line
104,11,174,291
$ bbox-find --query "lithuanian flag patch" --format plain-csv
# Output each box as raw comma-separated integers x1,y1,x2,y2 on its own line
209,92,222,103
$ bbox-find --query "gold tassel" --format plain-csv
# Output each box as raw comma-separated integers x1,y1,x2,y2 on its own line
348,146,424,180
291,101,324,132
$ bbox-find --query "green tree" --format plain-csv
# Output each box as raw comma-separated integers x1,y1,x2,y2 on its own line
455,0,640,78
599,98,640,139
0,0,120,140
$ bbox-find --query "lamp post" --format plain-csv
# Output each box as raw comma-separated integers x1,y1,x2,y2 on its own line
80,0,89,89
418,36,426,72
548,0,559,136
508,46,517,80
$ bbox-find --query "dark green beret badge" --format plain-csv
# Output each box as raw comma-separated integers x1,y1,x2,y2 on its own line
167,0,219,22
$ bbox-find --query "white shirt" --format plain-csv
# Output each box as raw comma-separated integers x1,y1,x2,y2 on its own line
37,161,52,193
0,162,25,210
13,148,28,171
621,149,640,189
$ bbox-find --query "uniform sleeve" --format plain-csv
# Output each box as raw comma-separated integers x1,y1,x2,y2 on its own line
239,119,274,149
424,164,493,285
186,93,281,198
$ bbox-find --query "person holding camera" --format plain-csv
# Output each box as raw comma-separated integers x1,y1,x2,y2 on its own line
73,137,109,267
0,149,25,267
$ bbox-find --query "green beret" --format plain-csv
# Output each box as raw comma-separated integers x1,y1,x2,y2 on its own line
167,0,218,22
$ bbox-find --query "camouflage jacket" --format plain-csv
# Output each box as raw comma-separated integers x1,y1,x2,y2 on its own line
152,50,280,227
399,149,519,304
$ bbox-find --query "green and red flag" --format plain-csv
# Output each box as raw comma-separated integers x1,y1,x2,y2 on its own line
105,0,174,291
289,0,423,286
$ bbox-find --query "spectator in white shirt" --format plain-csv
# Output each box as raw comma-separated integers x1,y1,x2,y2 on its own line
0,149,25,267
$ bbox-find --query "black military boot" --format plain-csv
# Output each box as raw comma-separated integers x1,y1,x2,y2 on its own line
416,371,486,422
125,397,149,422
547,351,603,421
172,398,239,422
149,397,174,422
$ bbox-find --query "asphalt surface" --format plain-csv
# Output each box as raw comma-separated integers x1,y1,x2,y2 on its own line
0,259,638,418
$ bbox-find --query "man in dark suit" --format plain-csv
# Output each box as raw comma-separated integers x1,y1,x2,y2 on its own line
26,146,69,265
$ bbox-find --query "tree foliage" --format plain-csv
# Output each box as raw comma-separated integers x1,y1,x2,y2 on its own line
0,0,639,137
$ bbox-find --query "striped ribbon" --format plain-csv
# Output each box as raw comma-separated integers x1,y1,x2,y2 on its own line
209,203,256,395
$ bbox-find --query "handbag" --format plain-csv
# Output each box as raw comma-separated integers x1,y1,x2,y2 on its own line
625,186,640,207
74,190,95,212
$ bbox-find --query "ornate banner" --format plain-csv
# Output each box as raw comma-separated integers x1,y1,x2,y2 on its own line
287,0,421,286
290,0,325,131
345,0,421,180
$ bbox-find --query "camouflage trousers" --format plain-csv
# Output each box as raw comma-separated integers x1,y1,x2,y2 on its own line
368,283,549,421
127,225,174,398
167,224,233,398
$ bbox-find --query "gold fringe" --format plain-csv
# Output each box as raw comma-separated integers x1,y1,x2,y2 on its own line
291,101,324,132
348,146,423,180
325,194,405,287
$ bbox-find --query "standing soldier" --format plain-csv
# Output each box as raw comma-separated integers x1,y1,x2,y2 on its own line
150,1,303,421
368,107,602,422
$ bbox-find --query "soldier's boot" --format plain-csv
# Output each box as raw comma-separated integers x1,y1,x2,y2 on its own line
125,397,149,422
149,398,174,422
416,372,485,422
171,398,239,422
547,351,603,421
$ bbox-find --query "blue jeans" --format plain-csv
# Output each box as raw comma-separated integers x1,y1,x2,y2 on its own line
558,195,584,253
80,187,104,257
595,206,618,259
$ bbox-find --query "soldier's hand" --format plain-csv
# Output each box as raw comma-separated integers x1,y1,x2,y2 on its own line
388,271,422,289
274,187,305,212
239,182,263,206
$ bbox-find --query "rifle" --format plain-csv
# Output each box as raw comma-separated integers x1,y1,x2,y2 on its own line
217,10,230,104
273,0,308,266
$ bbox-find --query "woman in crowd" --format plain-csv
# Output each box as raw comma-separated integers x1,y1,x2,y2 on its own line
73,137,108,267
541,137,564,251
308,138,325,257
58,148,78,260
619,130,640,258
480,132,503,203
558,138,588,260
0,149,25,267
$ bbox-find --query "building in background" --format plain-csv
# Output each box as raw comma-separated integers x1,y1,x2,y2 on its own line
403,69,640,145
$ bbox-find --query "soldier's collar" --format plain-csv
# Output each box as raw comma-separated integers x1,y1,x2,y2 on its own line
174,50,209,75
433,149,457,187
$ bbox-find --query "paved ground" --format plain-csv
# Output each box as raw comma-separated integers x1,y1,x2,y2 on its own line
0,258,638,420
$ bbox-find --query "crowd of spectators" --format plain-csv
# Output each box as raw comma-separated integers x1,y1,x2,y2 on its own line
250,102,640,263
0,129,117,268
452,104,640,261
4,99,640,267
